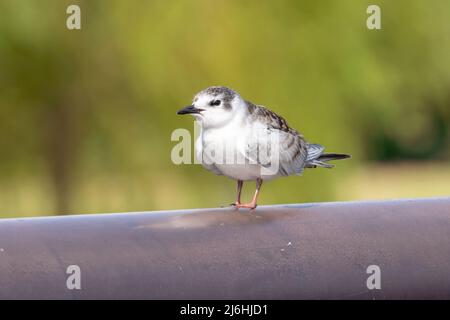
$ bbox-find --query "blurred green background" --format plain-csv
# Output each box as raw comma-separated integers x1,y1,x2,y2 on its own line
0,0,449,217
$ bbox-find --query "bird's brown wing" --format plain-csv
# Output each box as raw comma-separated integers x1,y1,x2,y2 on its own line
245,102,309,176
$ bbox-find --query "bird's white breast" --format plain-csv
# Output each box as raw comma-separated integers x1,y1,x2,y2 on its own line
196,121,263,181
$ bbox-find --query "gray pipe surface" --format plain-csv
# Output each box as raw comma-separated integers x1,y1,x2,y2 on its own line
0,197,449,299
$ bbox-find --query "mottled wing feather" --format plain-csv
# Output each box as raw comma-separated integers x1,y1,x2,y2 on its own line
245,102,308,176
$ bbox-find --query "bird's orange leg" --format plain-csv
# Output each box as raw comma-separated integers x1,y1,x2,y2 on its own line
231,180,244,207
235,178,263,210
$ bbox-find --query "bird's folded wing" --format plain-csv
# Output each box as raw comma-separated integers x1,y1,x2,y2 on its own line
241,104,308,176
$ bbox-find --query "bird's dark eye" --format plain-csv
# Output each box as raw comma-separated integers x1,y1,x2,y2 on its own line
210,100,221,106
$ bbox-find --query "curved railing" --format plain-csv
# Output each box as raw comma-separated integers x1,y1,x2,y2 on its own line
0,197,449,299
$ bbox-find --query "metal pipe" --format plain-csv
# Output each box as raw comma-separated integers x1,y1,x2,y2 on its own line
0,197,449,299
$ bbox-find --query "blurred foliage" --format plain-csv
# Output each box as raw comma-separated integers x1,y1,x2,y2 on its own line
0,0,449,217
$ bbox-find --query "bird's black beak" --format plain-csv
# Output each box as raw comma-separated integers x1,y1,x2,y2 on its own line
177,105,203,115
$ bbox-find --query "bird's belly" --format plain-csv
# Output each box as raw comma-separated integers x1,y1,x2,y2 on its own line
214,163,262,181
200,131,261,181
198,129,283,181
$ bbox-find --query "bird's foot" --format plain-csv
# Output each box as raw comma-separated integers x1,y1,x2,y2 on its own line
230,202,240,210
231,202,257,210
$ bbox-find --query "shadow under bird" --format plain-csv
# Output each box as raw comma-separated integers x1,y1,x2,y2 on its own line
177,86,350,209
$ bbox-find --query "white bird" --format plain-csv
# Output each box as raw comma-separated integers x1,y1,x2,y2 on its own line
177,86,350,209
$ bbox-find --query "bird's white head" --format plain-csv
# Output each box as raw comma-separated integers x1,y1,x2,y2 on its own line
177,86,246,128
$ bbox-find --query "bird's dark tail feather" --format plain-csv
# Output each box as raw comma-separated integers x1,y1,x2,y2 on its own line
317,153,351,162
306,153,351,169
